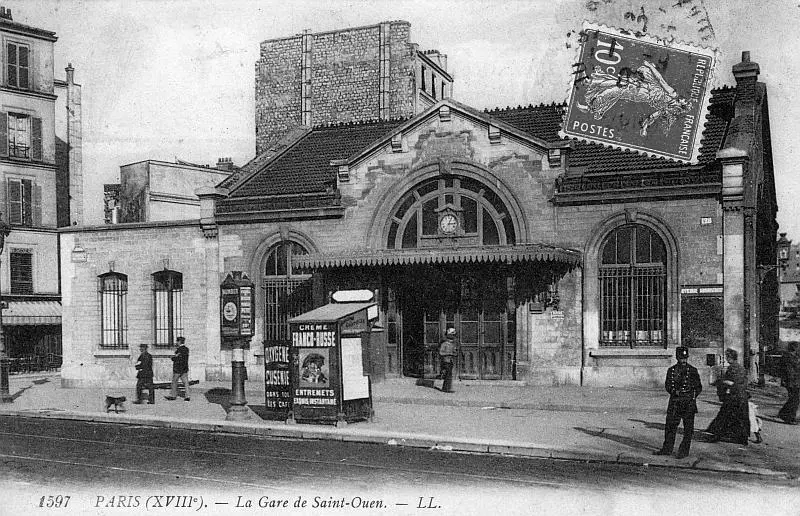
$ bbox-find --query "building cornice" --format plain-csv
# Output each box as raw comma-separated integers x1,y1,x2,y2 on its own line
0,85,57,101
0,158,57,171
59,220,201,234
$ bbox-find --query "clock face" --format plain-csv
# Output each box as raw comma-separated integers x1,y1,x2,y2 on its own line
439,214,458,234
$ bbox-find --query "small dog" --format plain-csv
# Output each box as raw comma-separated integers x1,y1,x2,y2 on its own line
105,395,127,413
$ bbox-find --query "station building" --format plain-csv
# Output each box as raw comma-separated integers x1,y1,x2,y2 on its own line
59,22,778,388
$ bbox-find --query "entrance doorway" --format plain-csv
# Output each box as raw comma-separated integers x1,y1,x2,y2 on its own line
392,264,516,380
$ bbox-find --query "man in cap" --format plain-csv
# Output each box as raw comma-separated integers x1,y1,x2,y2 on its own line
165,336,191,401
133,343,155,404
654,346,702,458
439,327,458,393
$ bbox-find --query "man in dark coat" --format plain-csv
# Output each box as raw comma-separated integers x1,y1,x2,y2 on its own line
778,341,800,425
654,346,702,459
438,327,458,393
165,336,191,401
133,343,155,404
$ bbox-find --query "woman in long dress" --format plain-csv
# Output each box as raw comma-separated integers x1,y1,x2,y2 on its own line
706,348,750,446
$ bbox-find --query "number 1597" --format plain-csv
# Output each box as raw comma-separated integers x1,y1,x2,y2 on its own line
39,495,70,508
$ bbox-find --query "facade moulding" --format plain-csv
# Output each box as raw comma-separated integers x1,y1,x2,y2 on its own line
57,220,200,234
0,86,58,101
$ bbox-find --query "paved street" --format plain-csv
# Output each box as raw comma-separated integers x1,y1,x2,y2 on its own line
0,416,798,516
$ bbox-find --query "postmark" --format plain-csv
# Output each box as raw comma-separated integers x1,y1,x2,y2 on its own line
560,22,718,163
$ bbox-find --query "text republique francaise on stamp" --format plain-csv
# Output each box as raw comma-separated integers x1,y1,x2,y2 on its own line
561,22,718,163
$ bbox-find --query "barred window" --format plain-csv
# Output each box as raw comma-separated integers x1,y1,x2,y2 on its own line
264,242,313,346
9,248,33,294
99,272,128,349
153,270,183,348
599,225,666,347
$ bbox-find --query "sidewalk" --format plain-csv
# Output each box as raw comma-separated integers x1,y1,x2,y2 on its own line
1,373,798,479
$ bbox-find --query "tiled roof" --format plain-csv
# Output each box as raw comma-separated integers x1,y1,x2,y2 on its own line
225,88,736,207
487,86,736,173
228,119,406,199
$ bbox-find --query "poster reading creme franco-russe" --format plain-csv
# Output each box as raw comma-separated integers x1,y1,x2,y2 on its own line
561,22,718,163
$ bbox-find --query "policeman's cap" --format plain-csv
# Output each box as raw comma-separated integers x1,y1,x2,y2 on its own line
675,346,689,359
445,327,457,336
176,336,186,343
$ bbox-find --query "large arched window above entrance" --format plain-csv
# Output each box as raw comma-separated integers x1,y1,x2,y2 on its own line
599,224,667,347
386,176,516,249
263,241,313,346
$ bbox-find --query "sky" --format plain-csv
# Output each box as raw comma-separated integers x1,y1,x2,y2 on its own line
4,0,800,232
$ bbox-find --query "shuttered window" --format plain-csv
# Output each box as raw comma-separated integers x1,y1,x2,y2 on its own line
99,272,128,349
9,249,33,294
153,270,183,348
7,178,39,226
6,42,30,89
3,113,42,161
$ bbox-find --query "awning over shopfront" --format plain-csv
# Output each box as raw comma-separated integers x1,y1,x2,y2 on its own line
293,244,582,269
3,301,62,325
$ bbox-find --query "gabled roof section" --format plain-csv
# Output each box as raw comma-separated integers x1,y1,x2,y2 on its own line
227,119,405,199
488,86,736,173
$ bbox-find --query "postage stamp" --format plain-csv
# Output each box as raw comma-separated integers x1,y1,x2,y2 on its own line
560,22,718,163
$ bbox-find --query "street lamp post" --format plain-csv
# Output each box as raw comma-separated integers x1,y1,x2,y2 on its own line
0,215,12,403
757,257,788,387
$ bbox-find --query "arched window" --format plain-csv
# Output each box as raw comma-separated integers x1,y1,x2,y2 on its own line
599,225,666,347
99,272,128,349
153,270,183,347
386,176,516,249
263,241,313,345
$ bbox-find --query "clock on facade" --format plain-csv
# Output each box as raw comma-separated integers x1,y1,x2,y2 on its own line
439,214,458,234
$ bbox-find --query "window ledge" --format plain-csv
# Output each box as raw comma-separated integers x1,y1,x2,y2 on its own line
94,349,131,357
589,348,672,359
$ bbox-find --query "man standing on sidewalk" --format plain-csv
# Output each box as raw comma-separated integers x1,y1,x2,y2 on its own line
133,343,154,404
439,327,458,393
778,341,800,425
165,336,190,401
654,346,702,459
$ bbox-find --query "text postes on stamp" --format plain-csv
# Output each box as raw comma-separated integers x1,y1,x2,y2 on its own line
561,23,718,163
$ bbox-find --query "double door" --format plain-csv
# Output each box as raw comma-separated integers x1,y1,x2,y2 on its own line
421,300,514,380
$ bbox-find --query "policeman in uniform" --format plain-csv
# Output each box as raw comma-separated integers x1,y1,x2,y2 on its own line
654,346,702,459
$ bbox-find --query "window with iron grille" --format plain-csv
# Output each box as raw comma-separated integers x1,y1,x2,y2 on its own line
9,248,33,294
99,272,128,349
153,270,183,348
6,42,30,90
599,225,666,347
263,242,313,346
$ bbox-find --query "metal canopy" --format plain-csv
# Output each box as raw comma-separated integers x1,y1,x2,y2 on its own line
292,243,582,269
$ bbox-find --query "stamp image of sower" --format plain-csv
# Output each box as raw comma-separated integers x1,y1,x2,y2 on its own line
561,22,717,163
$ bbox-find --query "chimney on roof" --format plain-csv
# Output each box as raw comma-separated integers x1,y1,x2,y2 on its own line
422,49,447,71
732,51,760,104
216,157,234,172
65,63,74,85
0,7,12,20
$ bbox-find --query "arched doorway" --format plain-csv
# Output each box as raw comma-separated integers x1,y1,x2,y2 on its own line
383,175,517,380
262,241,314,347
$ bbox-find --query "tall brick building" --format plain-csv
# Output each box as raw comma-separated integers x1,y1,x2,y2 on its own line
1,7,82,360
59,23,777,389
255,21,452,155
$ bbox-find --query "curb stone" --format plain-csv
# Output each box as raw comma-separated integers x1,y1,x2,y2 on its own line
0,408,789,479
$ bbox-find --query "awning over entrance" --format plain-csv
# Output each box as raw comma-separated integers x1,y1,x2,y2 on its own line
293,243,582,269
3,300,62,325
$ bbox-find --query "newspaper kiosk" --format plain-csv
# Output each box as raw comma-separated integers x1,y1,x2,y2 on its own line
288,301,378,426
